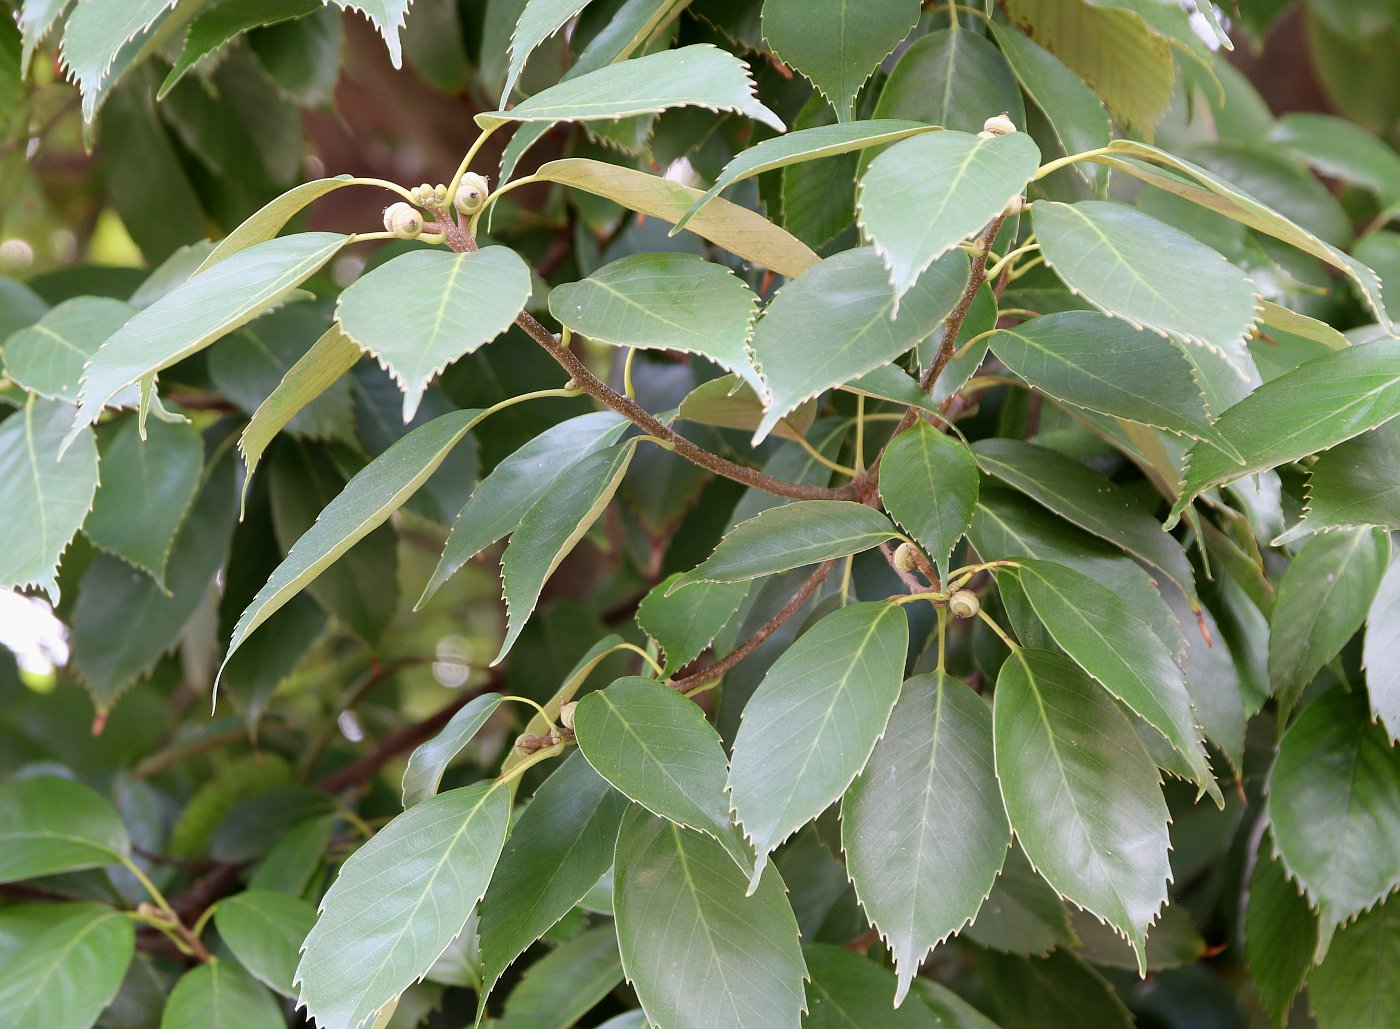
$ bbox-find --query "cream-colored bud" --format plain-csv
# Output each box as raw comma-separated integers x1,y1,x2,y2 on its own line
455,173,491,215
893,542,920,573
982,113,1017,137
560,701,577,731
949,589,981,620
383,202,424,239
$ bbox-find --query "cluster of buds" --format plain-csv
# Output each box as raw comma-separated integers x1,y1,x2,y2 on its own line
409,182,449,207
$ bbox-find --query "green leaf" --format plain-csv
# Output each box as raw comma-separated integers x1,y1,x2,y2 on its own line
68,233,348,444
973,439,1197,608
842,671,1010,1005
613,809,807,1029
0,903,134,1028
1268,689,1400,925
502,0,595,103
215,890,317,997
877,421,978,578
1271,112,1400,207
533,158,819,278
1366,561,1400,742
221,407,488,683
677,375,815,442
163,961,284,1029
977,948,1134,1029
477,752,628,1006
0,397,100,602
636,575,749,675
987,22,1109,187
59,0,180,116
675,120,934,232
987,312,1237,456
870,28,1023,135
993,649,1171,973
84,415,203,587
547,253,762,396
2,296,135,403
729,601,908,888
912,979,1001,1028
497,440,637,662
963,842,1077,957
18,0,70,76
844,365,942,417
401,693,505,807
750,248,968,442
575,676,749,869
859,130,1040,304
1246,845,1317,1025
336,247,532,421
0,274,48,339
760,0,919,120
1032,200,1259,362
1012,560,1217,804
478,44,782,132
1270,528,1389,717
672,500,898,591
1176,342,1400,519
420,411,627,606
199,178,355,270
1310,892,1400,1029
296,783,511,1029
327,0,410,67
495,923,623,1029
159,0,321,98
1285,422,1400,542
802,943,940,1025
0,776,130,882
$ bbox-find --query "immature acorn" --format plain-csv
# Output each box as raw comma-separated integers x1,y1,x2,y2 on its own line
948,589,981,620
455,172,491,215
383,201,425,239
978,113,1017,139
892,542,920,573
560,700,578,731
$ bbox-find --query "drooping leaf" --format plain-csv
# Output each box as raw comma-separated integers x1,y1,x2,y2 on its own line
1245,845,1317,1025
613,808,807,1029
859,130,1040,304
327,0,411,67
501,0,597,102
494,923,624,1029
1012,560,1217,804
163,961,284,1029
547,253,762,395
0,903,134,1028
637,575,749,675
877,421,978,578
1032,200,1259,362
977,948,1134,1029
419,411,627,606
477,44,783,131
0,776,130,882
477,753,628,1007
1269,528,1389,718
842,671,1009,1005
1366,560,1400,743
1309,892,1400,1029
0,397,100,602
401,693,506,807
802,943,940,1026
672,500,898,592
1267,689,1400,926
336,247,532,421
729,602,908,888
1282,420,1400,542
993,649,1171,973
84,415,203,587
296,783,511,1029
575,676,749,867
215,889,318,997
760,0,919,120
750,247,969,442
68,233,348,443
159,0,321,98
533,158,819,277
870,28,1023,135
2,296,135,403
497,440,638,662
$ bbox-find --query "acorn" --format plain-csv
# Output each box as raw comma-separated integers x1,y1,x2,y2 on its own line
948,589,981,619
455,173,490,215
383,201,424,239
893,542,920,573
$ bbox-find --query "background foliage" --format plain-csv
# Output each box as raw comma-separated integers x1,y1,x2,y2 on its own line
3,1,1400,1027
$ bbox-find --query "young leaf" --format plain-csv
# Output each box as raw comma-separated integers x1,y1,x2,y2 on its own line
1269,528,1389,718
2,296,135,403
842,671,1010,1005
1012,560,1218,805
477,44,783,132
575,676,749,867
1267,689,1400,926
613,809,807,1029
533,158,819,277
877,421,979,577
419,411,628,606
0,776,130,882
0,397,100,602
637,575,749,675
547,253,763,396
68,233,349,445
0,903,134,1028
859,130,1040,304
401,693,506,807
1309,893,1400,1029
477,753,628,1008
1032,200,1260,363
750,248,969,442
496,440,638,662
164,961,284,1029
729,602,908,889
336,247,533,421
993,649,1171,973
761,0,919,120
296,783,511,1029
671,500,898,592
1245,845,1317,1025
1366,561,1400,743
215,889,317,997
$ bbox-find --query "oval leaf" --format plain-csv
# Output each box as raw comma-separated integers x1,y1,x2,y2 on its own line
636,575,750,675
215,889,318,997
878,420,979,577
0,903,134,1028
0,775,130,883
401,693,505,807
3,296,135,402
164,960,285,1029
